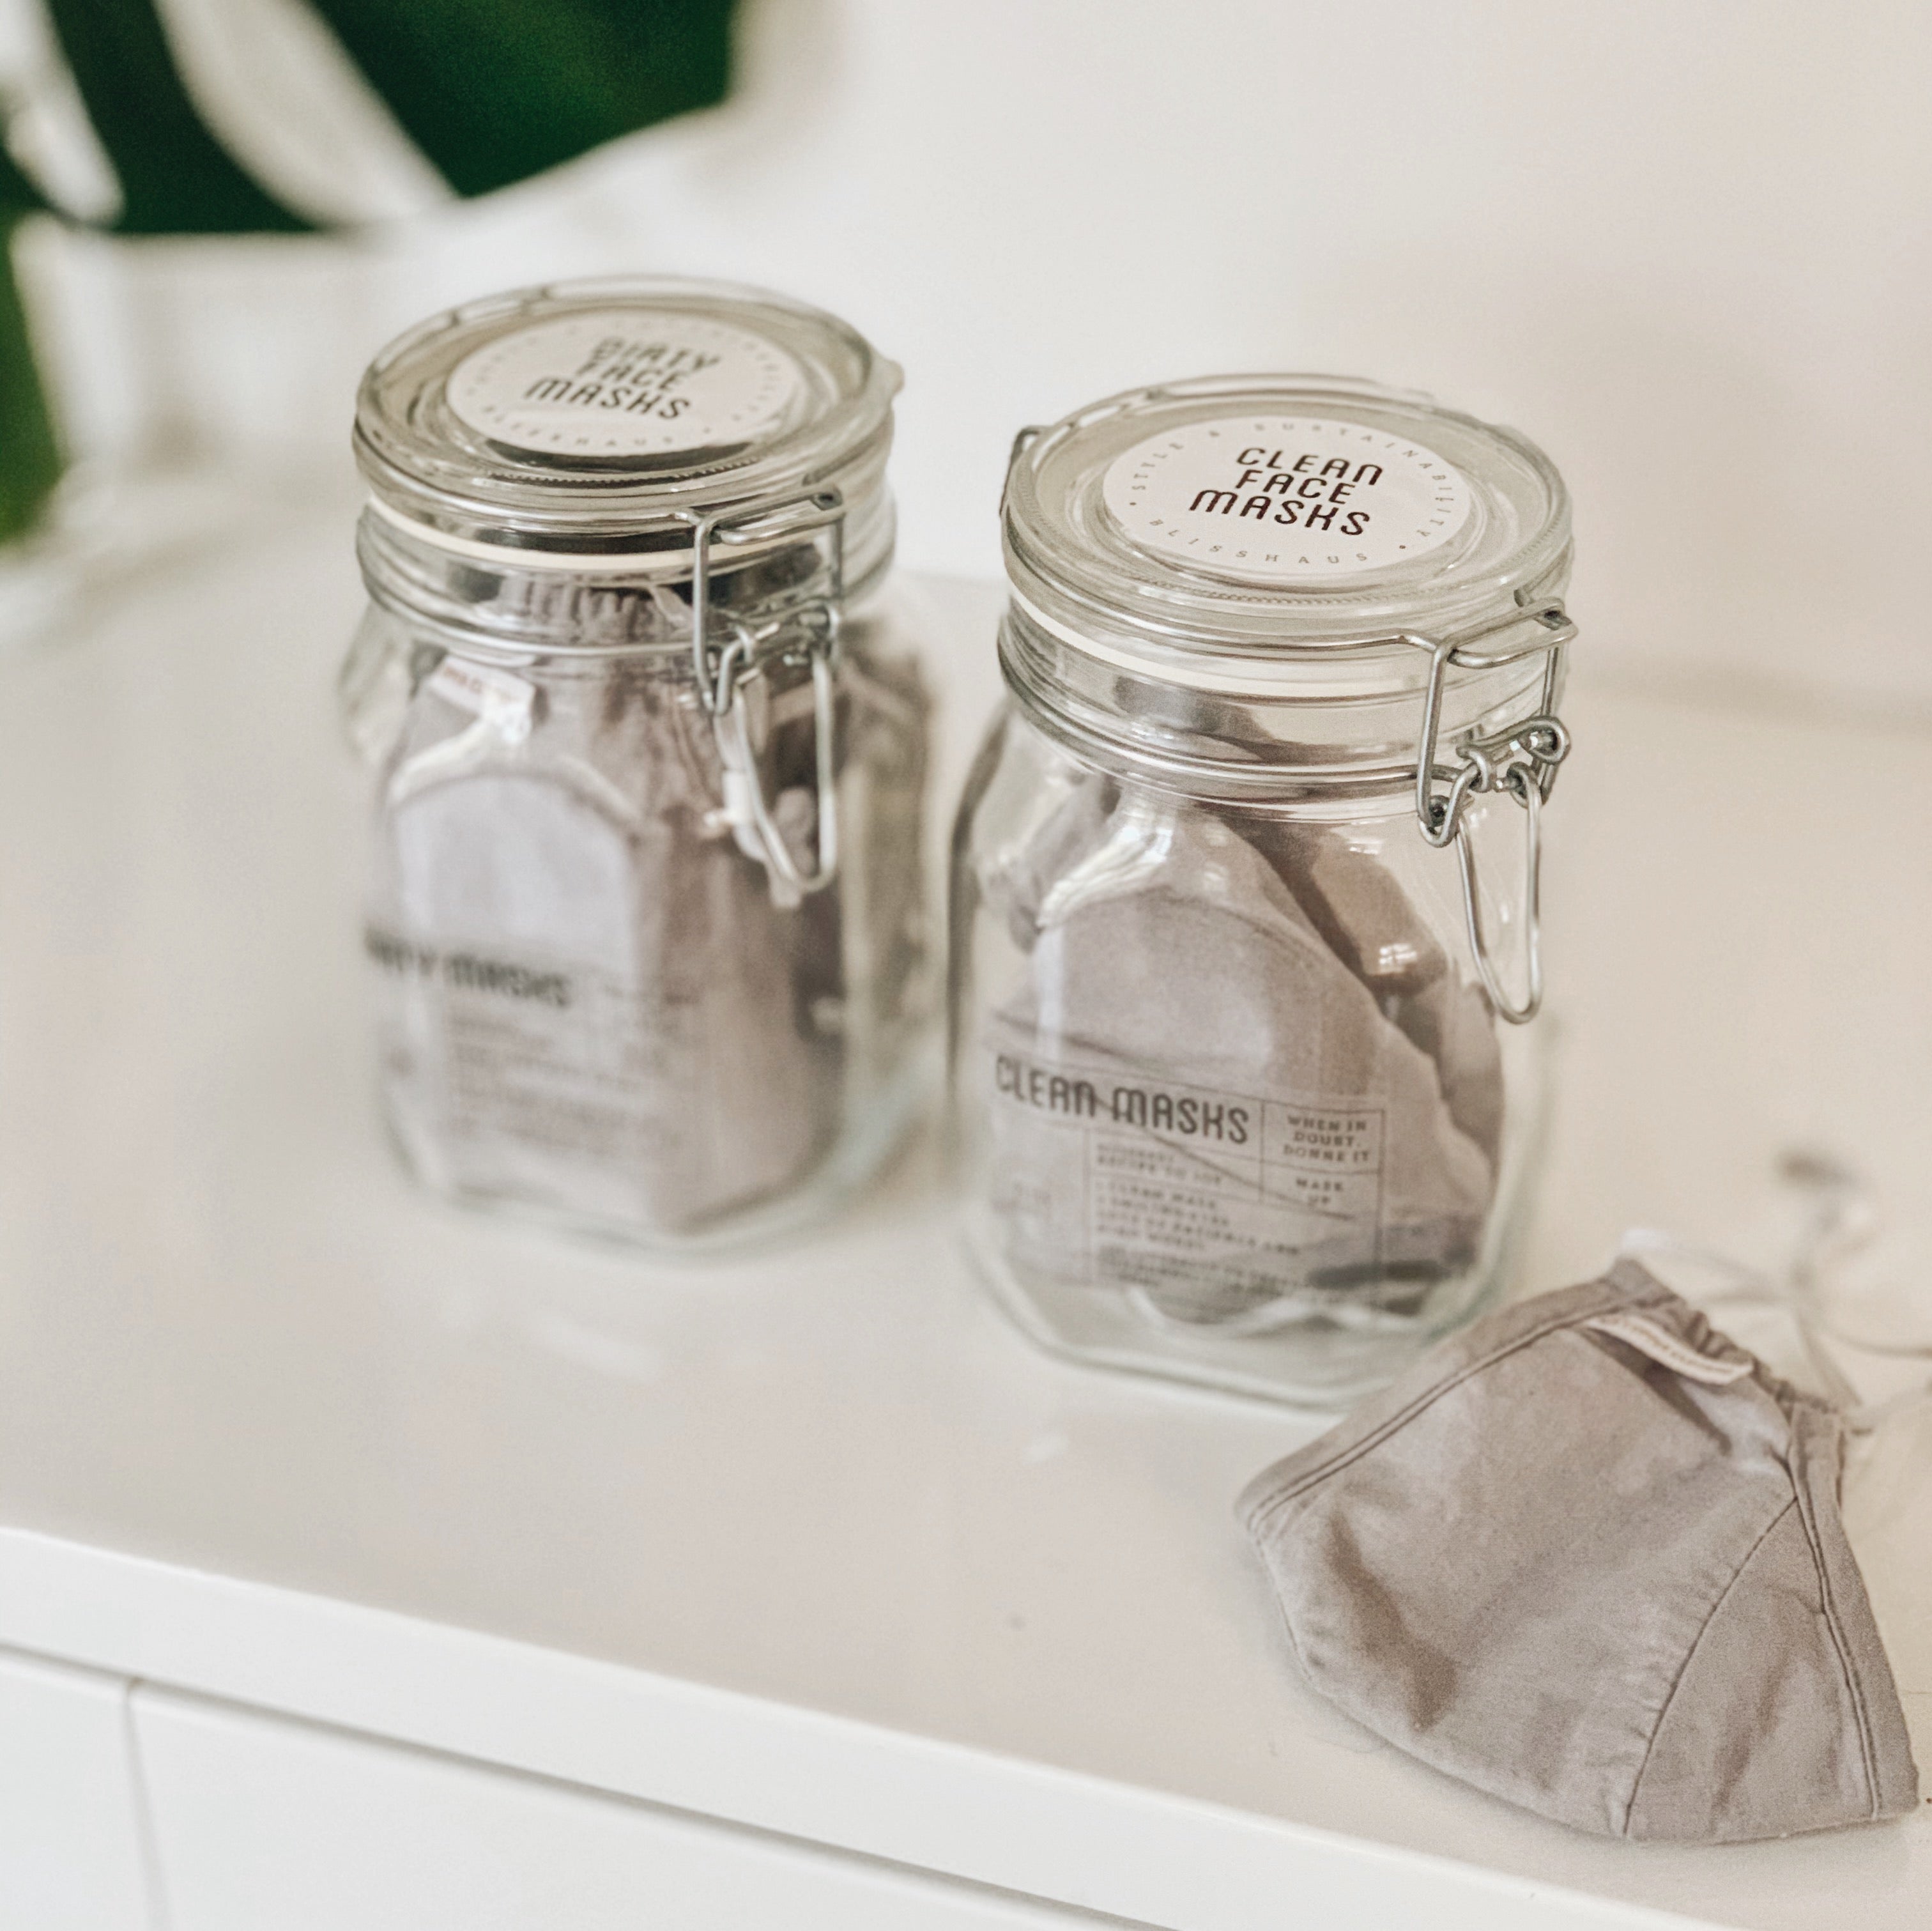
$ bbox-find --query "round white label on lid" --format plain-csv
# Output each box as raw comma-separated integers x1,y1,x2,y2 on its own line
1102,415,1473,582
445,310,802,458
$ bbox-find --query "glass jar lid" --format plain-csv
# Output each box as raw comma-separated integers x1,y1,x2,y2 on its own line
354,276,901,571
1000,375,1579,1025
1002,374,1572,688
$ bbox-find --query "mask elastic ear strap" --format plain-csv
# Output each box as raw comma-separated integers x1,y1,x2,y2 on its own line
1774,1150,1932,1435
1617,1154,1932,1437
1845,1378,1932,1436
1614,1228,1867,1411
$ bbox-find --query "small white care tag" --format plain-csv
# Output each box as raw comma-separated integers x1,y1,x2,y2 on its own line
426,656,535,742
1584,1310,1754,1386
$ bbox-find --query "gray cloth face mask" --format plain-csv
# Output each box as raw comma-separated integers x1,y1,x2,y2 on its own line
1238,1261,1922,1843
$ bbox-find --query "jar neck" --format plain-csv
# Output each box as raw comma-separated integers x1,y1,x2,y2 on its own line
997,571,1570,804
356,483,894,661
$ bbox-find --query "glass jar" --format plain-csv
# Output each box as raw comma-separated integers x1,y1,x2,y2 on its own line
951,376,1576,1404
339,278,931,1249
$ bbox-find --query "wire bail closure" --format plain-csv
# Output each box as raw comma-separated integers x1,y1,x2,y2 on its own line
1407,602,1574,1024
684,490,846,898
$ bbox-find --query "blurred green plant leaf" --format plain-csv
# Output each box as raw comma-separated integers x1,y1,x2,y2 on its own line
1,0,737,550
307,0,736,197
0,149,63,542
43,0,313,233
4,0,314,542
0,142,52,220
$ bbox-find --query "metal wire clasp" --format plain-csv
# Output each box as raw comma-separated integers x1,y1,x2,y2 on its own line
682,491,846,898
1406,603,1574,1024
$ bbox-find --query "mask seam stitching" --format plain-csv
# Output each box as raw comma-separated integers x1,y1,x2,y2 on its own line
1246,1295,1657,1533
1620,1496,1795,1836
1787,1433,1884,1820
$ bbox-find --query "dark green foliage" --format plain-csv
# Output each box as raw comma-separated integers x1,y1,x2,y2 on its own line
0,150,62,541
1,0,738,545
309,0,737,196
0,243,61,543
43,0,312,233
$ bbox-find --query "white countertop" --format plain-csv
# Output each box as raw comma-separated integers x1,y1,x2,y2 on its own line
0,502,1927,1930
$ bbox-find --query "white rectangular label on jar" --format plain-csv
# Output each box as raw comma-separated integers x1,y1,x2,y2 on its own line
365,925,702,1222
982,1027,1446,1323
425,656,536,741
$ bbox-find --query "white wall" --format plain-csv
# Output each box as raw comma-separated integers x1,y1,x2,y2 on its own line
14,0,1932,712
638,0,1932,714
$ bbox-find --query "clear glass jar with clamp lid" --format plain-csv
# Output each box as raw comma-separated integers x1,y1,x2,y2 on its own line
341,278,931,1249
951,376,1575,1404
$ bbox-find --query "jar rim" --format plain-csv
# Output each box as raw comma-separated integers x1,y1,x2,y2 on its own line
1002,374,1573,684
354,276,900,567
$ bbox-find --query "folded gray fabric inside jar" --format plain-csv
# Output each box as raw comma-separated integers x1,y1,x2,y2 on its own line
985,774,1500,1329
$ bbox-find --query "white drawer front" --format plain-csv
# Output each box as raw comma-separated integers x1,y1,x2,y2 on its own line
134,1688,1144,1931
0,1647,151,1931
